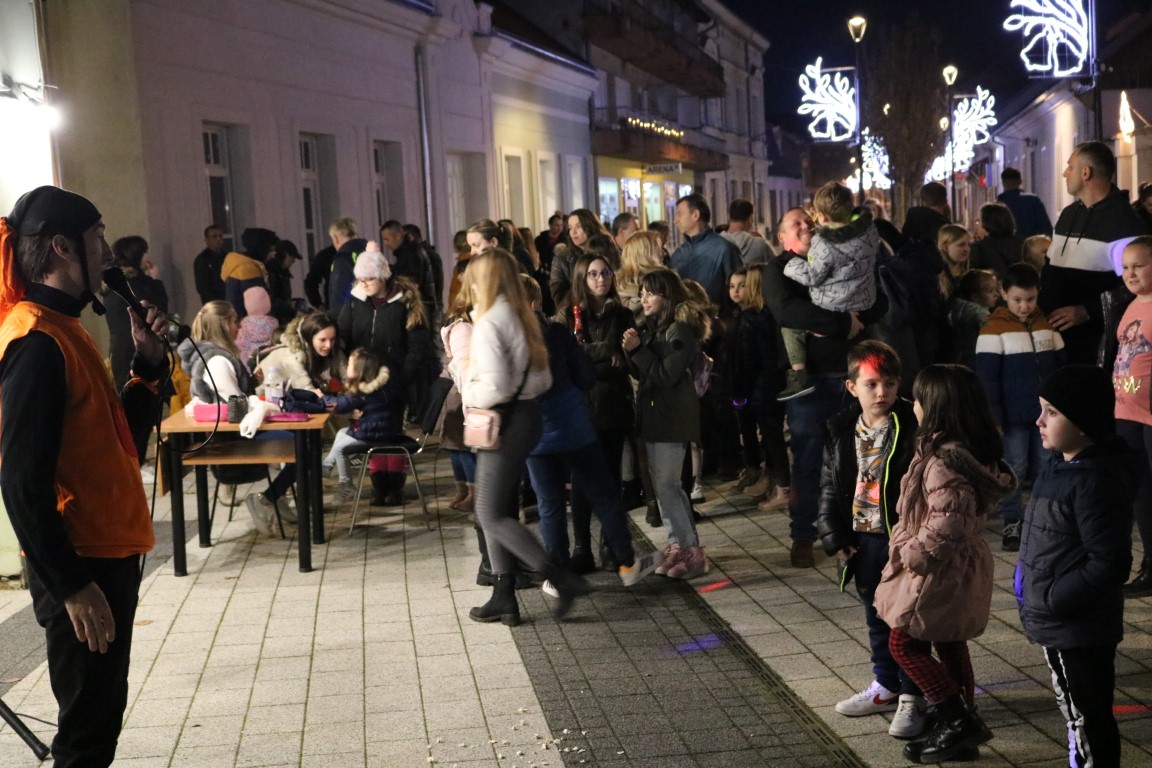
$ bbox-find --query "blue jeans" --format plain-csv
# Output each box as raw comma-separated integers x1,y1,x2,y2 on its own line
449,449,476,482
854,533,921,696
786,376,847,542
1000,424,1046,524
527,441,634,566
255,430,295,501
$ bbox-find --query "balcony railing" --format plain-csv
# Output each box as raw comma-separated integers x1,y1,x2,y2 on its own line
582,0,724,98
591,107,728,171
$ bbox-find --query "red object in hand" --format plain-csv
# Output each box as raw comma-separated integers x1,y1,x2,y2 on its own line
573,305,590,343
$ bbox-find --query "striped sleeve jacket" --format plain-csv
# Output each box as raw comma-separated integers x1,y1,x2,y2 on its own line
974,307,1066,427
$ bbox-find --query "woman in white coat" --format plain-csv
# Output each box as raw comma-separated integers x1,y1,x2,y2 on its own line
464,249,590,625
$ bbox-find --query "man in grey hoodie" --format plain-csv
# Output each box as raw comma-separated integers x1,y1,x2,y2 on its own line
721,199,772,266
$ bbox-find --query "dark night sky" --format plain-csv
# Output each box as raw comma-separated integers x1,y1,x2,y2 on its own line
721,0,1149,133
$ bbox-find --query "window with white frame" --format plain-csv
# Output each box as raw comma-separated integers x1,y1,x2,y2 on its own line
565,156,586,211
203,125,236,252
300,135,323,258
372,140,404,228
538,153,558,228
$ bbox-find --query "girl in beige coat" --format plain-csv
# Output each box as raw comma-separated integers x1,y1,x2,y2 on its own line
874,364,1016,763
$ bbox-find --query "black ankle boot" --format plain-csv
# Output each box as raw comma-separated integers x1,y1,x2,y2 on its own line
645,501,661,528
382,473,405,506
469,574,520,626
906,696,991,763
542,564,591,620
369,472,390,506
1125,559,1152,598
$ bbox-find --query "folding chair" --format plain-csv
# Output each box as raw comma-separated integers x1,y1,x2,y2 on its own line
345,377,454,533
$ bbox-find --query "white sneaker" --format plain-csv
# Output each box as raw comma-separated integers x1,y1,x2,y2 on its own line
541,580,560,598
690,482,705,503
889,694,927,738
834,680,900,716
337,478,357,501
618,550,665,587
245,493,276,536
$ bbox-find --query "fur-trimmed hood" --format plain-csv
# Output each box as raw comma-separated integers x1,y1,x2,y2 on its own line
355,365,391,394
280,315,310,364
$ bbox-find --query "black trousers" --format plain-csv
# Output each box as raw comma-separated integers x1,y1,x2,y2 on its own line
28,556,142,768
1043,645,1120,768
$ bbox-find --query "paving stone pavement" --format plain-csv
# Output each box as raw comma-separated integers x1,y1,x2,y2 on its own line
0,447,1150,767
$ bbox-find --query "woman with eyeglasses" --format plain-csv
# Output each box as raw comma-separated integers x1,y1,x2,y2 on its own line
622,268,711,580
338,246,432,505
559,255,636,572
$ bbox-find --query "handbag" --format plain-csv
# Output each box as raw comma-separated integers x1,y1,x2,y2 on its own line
463,366,530,451
283,388,329,414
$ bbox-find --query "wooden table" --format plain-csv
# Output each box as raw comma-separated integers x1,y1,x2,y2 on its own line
160,411,330,575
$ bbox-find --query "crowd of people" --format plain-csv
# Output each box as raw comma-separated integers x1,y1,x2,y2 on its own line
4,137,1152,767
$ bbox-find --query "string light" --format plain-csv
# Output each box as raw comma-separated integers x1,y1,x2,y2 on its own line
625,116,684,139
797,57,856,142
1003,0,1090,77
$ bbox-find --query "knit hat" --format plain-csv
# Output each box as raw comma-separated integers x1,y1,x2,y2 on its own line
0,186,102,323
243,286,272,317
353,242,391,281
1038,364,1116,442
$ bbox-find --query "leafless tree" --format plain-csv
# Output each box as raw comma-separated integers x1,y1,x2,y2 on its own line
862,15,948,225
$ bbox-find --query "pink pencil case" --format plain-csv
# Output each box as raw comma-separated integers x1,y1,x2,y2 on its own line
192,404,228,422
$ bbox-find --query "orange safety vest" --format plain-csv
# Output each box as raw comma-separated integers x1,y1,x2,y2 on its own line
0,302,153,558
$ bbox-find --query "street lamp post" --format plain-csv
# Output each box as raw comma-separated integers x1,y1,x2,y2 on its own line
848,16,867,204
942,64,958,220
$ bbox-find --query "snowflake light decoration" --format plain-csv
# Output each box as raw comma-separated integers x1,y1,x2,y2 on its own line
926,87,998,182
846,129,892,192
797,57,856,142
1003,0,1090,78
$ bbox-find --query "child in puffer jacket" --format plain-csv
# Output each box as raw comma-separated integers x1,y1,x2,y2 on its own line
321,348,392,499
1016,365,1136,768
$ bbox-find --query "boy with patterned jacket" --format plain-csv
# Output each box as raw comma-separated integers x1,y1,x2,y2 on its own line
974,262,1065,551
816,341,925,739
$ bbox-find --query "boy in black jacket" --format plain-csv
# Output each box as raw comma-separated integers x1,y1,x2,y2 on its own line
1017,365,1136,768
816,341,926,739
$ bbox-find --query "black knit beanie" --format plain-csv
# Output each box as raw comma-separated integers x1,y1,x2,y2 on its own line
1037,365,1115,443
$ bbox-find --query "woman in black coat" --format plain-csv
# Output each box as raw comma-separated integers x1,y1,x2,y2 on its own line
561,254,635,571
338,248,431,503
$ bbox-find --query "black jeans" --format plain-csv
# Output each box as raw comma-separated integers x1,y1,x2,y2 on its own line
854,533,921,697
569,428,626,551
28,556,142,768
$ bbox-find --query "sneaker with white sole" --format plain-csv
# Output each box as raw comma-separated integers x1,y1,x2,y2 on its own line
541,580,560,598
619,550,665,587
690,482,705,503
888,694,927,738
666,545,708,580
654,544,682,576
245,493,276,536
337,478,357,501
835,680,900,716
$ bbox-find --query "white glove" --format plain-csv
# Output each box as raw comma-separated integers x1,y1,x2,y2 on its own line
238,397,281,438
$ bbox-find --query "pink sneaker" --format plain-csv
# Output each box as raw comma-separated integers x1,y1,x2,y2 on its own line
667,546,708,579
654,544,682,576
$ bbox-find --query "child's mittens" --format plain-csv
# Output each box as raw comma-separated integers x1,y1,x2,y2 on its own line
238,396,281,438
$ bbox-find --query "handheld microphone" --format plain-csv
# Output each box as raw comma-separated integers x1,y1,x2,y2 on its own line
101,266,191,343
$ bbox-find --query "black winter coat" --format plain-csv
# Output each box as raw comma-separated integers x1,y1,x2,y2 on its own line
734,306,783,408
626,313,701,443
562,300,634,431
338,286,430,399
1015,438,1137,649
816,398,918,586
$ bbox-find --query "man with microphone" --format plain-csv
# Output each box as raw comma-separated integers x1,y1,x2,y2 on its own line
0,186,170,767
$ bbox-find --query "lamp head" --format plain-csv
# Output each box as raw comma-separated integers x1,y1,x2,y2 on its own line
943,65,958,86
848,16,867,43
